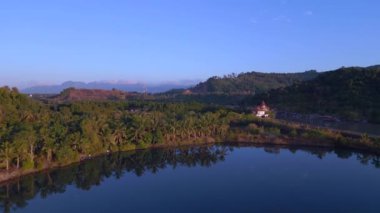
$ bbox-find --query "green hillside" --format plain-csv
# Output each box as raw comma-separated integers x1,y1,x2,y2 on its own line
190,70,319,94
0,87,43,124
248,66,380,123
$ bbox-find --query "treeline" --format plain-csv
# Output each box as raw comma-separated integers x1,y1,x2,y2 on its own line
1,86,379,177
0,87,239,172
189,70,318,94
229,116,380,151
155,93,249,106
246,66,380,123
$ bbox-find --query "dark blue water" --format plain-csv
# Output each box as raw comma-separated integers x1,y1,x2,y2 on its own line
2,145,380,212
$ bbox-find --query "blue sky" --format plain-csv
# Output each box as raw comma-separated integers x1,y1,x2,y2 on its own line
1,0,379,88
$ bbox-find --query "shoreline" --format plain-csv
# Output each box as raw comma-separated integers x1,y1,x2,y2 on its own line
1,134,380,185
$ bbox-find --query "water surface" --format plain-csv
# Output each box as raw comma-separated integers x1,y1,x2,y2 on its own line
2,145,380,212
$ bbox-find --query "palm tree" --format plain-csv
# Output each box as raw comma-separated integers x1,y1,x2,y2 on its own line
112,128,126,149
12,138,28,169
0,141,12,171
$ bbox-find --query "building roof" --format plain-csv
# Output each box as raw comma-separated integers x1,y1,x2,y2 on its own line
255,101,270,112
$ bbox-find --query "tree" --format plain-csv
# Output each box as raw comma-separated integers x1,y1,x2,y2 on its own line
0,141,12,171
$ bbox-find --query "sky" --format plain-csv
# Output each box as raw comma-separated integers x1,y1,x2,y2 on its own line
1,0,380,88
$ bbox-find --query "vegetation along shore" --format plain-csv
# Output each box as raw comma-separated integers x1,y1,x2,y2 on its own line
1,86,379,183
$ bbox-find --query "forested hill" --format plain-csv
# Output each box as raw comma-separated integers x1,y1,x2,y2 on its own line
189,70,319,94
1,79,380,181
54,88,131,101
0,87,43,124
248,66,380,123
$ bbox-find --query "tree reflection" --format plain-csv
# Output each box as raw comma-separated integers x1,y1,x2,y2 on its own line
0,145,229,212
0,144,380,213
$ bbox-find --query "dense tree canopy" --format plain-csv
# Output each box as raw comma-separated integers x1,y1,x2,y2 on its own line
189,70,318,95
0,66,379,178
0,87,240,172
247,66,380,123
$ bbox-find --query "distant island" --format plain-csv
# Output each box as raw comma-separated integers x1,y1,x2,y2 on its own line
0,65,380,183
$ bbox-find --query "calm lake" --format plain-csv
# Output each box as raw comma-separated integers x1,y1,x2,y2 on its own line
2,144,380,212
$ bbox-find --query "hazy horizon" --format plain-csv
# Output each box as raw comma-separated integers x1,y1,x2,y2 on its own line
4,64,366,89
10,78,203,90
4,63,380,89
1,0,380,87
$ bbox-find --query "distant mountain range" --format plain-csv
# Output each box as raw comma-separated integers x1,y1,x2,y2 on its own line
21,80,198,94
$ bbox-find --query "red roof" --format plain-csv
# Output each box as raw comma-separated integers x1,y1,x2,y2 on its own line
255,101,270,111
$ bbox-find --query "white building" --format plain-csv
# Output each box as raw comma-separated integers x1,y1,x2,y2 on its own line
254,101,270,118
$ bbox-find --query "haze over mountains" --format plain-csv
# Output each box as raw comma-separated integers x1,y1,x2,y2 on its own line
21,80,198,94
21,69,321,95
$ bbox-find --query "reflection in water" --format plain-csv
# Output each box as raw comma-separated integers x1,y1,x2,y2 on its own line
263,145,380,166
0,146,230,212
1,145,380,212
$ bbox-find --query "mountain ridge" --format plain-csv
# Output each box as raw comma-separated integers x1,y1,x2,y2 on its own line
189,70,319,95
